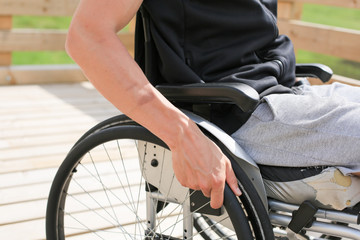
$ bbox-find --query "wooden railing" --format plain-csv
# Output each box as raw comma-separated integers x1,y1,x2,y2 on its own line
0,0,135,85
0,0,359,85
278,0,360,85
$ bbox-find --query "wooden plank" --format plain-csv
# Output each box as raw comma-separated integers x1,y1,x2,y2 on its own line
0,113,117,142
331,74,360,86
128,16,137,33
0,101,113,116
0,218,46,240
0,167,133,206
279,0,360,9
0,197,48,224
0,167,57,189
0,146,138,175
0,29,134,54
1,121,98,140
309,74,360,86
0,29,68,51
0,149,136,174
0,154,70,174
278,19,360,62
0,64,86,85
0,104,116,121
0,0,79,16
0,80,106,101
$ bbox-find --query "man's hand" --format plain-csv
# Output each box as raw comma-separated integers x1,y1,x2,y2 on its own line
170,120,242,209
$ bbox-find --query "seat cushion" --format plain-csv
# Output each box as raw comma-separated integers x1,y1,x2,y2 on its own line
259,165,327,182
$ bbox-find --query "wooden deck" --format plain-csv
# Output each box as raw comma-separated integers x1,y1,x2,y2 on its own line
0,82,120,239
2,81,360,239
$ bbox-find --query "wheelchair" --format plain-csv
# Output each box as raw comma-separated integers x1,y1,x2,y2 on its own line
46,5,360,240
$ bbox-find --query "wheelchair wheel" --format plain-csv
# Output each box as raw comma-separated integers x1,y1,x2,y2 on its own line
46,118,273,239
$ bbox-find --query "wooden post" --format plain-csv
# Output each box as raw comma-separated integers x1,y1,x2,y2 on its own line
0,15,13,85
278,1,303,53
0,15,12,66
128,16,136,33
290,2,303,20
278,1,303,20
290,2,303,55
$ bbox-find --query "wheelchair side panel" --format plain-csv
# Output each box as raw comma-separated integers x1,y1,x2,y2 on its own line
137,140,189,203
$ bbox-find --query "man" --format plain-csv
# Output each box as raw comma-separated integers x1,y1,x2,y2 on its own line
65,0,360,210
65,0,241,209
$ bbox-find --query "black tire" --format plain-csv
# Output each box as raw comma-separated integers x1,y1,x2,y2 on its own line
46,122,260,239
70,114,135,149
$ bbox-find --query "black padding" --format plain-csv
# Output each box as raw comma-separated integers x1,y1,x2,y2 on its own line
295,63,333,83
259,165,328,182
156,82,260,113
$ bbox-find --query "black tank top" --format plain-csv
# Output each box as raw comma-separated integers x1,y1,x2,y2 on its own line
136,0,297,133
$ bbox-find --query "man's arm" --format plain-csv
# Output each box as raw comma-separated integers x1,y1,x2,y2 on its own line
66,0,241,208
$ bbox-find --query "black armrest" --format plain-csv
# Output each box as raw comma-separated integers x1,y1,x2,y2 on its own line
295,63,333,83
156,82,260,113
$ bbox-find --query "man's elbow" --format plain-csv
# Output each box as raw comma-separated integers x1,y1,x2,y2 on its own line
65,25,80,60
65,20,113,62
65,19,93,61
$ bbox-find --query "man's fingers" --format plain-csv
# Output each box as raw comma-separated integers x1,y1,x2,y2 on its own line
209,181,225,209
201,190,211,198
226,162,242,196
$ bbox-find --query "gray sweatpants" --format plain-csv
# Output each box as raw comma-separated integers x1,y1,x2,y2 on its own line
231,82,360,174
